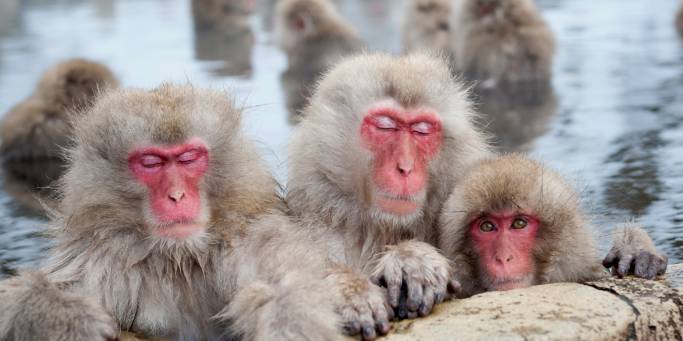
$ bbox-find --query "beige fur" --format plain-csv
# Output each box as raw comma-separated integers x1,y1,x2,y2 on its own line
451,0,555,87
275,0,365,120
287,53,491,324
402,0,453,57
0,84,345,340
439,154,667,296
0,59,118,212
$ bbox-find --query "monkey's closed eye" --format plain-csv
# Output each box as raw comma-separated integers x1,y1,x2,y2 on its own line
411,122,434,135
480,221,495,232
140,155,164,168
374,115,398,130
511,218,527,229
177,150,200,164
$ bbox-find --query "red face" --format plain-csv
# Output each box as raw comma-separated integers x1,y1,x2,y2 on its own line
469,210,540,291
360,103,442,216
128,138,210,240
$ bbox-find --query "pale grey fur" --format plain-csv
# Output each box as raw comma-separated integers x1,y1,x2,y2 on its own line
402,0,452,57
287,53,492,325
451,0,555,87
0,84,344,341
439,154,668,297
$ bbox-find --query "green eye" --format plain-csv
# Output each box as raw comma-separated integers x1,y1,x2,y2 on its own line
480,221,495,232
512,218,527,229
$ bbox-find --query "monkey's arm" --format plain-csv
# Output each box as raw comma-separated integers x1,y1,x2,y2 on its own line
369,240,454,319
0,271,117,341
602,222,668,279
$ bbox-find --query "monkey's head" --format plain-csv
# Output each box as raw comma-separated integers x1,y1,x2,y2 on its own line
35,58,119,115
274,0,346,52
413,0,451,33
440,154,598,293
465,0,536,26
58,84,276,250
288,53,489,229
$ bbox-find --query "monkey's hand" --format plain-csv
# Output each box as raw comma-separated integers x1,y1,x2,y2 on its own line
370,240,453,319
324,265,393,341
602,223,668,280
0,272,118,341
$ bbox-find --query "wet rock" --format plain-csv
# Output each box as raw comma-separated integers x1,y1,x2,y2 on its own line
385,269,683,340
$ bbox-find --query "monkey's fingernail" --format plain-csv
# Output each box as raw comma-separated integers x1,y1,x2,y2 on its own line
418,303,431,317
407,311,418,319
343,320,361,335
377,320,390,334
362,326,377,340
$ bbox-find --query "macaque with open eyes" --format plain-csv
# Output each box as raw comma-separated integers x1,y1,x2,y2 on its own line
275,0,364,121
450,0,555,88
287,53,491,337
402,0,452,56
0,83,391,341
0,58,118,213
439,154,668,297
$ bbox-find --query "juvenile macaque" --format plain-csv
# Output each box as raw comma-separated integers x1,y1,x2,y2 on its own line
402,0,452,56
287,53,491,331
439,154,668,297
275,0,364,121
451,0,555,88
0,84,384,340
0,58,118,212
191,0,252,31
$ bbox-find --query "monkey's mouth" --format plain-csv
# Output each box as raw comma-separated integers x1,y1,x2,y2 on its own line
153,221,205,240
374,193,422,216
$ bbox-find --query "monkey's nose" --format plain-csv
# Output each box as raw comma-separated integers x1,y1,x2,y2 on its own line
169,190,185,203
495,255,514,264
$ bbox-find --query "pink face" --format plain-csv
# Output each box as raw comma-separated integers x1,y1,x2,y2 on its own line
469,210,540,291
360,104,442,216
128,138,209,240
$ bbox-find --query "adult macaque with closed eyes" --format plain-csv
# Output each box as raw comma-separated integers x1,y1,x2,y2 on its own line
402,0,452,56
451,0,555,88
0,58,118,212
439,154,668,297
287,53,491,329
0,84,384,340
275,0,364,121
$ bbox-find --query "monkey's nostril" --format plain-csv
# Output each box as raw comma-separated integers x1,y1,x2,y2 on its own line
168,191,185,203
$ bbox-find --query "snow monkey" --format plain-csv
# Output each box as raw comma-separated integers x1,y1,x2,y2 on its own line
0,83,391,341
287,53,492,335
439,154,668,297
0,58,118,212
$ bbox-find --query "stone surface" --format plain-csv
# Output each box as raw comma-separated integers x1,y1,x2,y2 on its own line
119,265,683,340
384,271,683,341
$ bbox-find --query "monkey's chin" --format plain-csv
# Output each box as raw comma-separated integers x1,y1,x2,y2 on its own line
489,277,533,291
153,222,205,240
375,197,420,216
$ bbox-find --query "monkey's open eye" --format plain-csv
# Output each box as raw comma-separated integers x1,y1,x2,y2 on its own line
479,221,495,232
411,122,434,135
374,116,398,130
139,155,164,169
511,218,527,229
177,150,201,164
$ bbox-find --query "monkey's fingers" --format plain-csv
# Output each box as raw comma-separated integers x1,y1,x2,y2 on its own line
602,249,619,269
657,255,669,275
447,278,462,297
372,302,392,335
384,276,402,309
406,276,424,313
616,254,635,277
634,251,653,279
418,286,436,317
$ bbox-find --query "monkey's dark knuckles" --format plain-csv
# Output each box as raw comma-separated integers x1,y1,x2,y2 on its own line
605,250,669,280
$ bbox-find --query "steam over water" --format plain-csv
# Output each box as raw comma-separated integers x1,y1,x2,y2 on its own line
0,0,682,277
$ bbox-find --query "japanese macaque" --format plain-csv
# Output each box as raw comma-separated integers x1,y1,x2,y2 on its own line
287,53,491,327
0,59,118,213
439,154,668,297
474,84,557,152
451,0,555,88
402,0,452,56
0,84,389,340
677,1,683,37
191,0,253,31
275,0,365,121
192,0,254,76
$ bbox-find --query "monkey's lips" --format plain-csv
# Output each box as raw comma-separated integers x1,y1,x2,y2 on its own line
153,222,205,240
375,194,420,216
